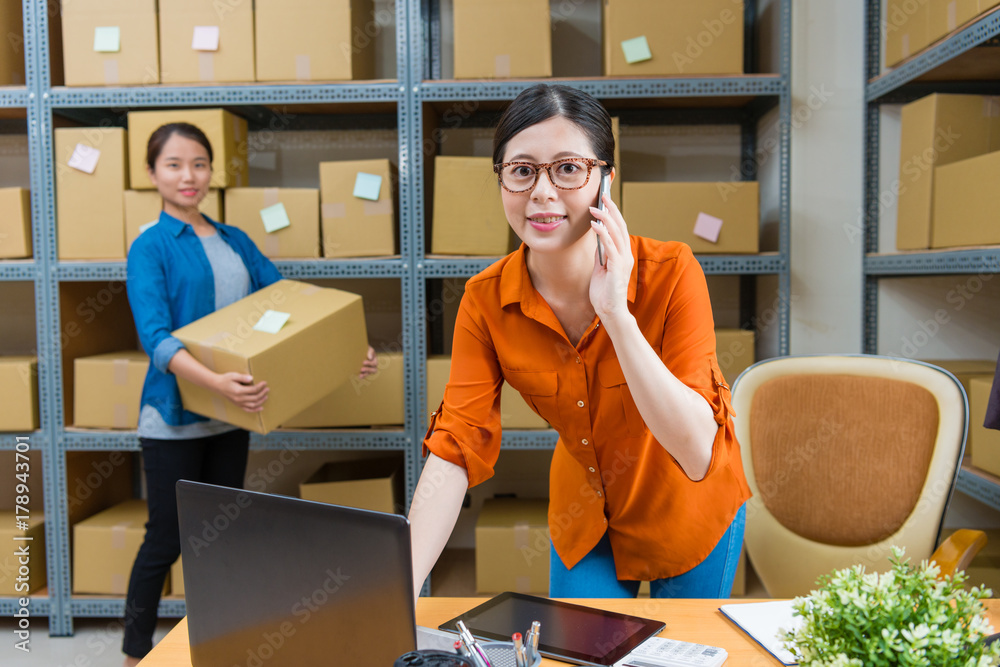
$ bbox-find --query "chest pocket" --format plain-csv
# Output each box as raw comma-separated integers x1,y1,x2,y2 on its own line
502,368,558,425
598,358,645,437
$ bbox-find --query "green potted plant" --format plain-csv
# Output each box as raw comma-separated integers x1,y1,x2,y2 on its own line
783,547,1000,666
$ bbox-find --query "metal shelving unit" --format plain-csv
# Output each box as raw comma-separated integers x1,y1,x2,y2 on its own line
864,2,1000,509
2,0,792,633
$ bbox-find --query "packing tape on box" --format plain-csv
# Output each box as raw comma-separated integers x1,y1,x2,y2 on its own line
199,52,214,82
985,97,1000,117
300,284,321,296
211,395,228,421
104,59,119,85
515,575,531,593
322,202,346,219
264,235,280,257
513,521,530,549
111,522,129,550
112,358,130,386
113,403,129,429
364,199,392,216
948,1,957,29
901,34,911,58
296,54,311,81
495,55,511,78
111,573,127,595
263,188,280,207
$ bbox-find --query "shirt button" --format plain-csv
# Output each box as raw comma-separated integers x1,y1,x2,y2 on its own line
581,438,589,446
597,491,602,497
575,357,581,364
577,400,585,408
588,467,595,472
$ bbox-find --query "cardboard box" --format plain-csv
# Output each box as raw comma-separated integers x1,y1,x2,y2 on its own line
475,498,550,594
127,109,248,190
715,329,755,386
73,351,149,429
0,356,37,432
611,117,622,209
970,377,1000,477
171,556,184,596
885,0,932,67
172,280,368,434
426,355,547,429
158,0,254,84
0,514,45,596
431,156,513,255
0,3,23,85
72,499,151,595
319,159,396,257
932,149,1000,247
924,359,995,458
299,457,403,514
225,188,321,258
896,94,1000,250
983,0,1000,11
603,0,743,76
0,188,31,258
55,127,128,260
60,0,159,86
124,189,223,251
622,182,760,254
255,0,375,82
928,0,979,42
65,451,135,527
283,352,405,428
453,0,551,79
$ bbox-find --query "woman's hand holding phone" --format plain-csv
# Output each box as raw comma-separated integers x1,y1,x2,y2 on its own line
589,178,634,324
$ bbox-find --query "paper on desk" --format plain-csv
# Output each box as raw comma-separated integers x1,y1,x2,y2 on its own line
614,636,727,667
718,600,800,665
252,310,290,334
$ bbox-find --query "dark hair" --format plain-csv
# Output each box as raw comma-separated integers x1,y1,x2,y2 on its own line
146,122,214,170
492,84,614,174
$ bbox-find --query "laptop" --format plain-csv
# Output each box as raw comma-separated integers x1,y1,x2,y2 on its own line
176,480,419,666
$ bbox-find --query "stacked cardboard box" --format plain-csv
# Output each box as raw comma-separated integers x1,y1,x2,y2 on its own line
622,182,760,254
924,359,995,458
158,0,255,84
255,0,375,81
452,0,551,79
716,329,756,386
426,355,548,429
225,188,321,258
60,0,159,86
55,127,129,260
431,157,513,256
0,3,24,85
970,377,1000,477
127,109,249,190
73,500,153,595
0,356,37,431
0,188,31,259
885,0,931,67
299,457,403,514
896,94,1000,250
73,351,148,429
604,0,744,76
0,514,45,595
172,280,368,434
319,159,396,258
475,498,550,594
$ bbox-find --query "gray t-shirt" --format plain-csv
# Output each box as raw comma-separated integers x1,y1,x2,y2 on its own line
138,231,253,440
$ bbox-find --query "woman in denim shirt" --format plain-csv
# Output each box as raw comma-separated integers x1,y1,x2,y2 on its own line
121,122,376,665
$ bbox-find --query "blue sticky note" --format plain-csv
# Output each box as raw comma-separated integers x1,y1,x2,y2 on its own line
621,36,652,64
353,172,382,201
93,26,121,53
260,203,291,233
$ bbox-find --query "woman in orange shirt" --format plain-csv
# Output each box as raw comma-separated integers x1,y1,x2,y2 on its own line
409,84,751,599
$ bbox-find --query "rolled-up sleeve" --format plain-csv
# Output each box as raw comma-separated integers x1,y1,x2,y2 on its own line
423,295,504,487
127,239,184,374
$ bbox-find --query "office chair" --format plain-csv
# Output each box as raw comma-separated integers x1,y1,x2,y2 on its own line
731,354,986,598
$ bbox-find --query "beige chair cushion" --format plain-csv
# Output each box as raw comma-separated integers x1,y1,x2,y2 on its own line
750,375,938,546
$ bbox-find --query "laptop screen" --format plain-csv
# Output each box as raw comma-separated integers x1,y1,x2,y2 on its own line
176,480,417,666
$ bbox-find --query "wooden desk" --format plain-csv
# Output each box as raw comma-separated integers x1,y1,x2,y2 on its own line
139,598,1000,666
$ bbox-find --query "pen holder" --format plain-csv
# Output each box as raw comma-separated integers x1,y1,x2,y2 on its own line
479,641,542,667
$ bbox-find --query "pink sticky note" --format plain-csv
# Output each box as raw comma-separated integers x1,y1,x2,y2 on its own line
693,212,723,243
191,26,220,52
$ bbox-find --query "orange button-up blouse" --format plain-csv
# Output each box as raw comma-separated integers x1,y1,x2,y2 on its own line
424,237,752,580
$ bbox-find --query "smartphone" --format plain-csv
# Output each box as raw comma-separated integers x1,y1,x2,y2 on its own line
595,171,611,266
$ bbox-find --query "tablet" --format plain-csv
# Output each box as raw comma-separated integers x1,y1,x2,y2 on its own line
439,592,665,666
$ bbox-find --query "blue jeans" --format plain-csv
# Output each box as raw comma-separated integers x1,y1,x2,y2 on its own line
549,504,746,598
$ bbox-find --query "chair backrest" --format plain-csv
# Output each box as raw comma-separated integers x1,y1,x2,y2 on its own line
731,355,968,598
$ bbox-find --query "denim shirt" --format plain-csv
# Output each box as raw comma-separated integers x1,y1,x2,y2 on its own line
126,211,282,426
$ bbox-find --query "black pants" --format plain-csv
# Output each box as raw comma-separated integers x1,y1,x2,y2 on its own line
122,428,250,659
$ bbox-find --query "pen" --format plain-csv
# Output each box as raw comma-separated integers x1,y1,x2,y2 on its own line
456,621,492,667
512,632,525,667
527,621,540,664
